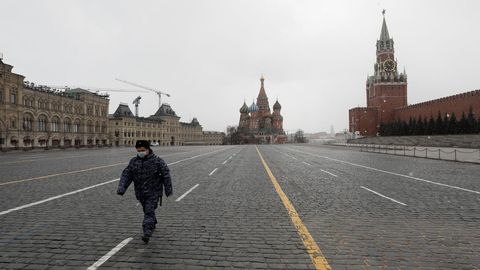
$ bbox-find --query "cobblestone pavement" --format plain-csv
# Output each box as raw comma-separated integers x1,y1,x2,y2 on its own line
0,144,479,269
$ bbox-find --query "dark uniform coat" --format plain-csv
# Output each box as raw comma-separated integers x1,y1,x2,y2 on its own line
117,149,173,200
117,150,172,236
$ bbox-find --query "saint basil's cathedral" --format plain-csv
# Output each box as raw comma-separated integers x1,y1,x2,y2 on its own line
238,76,286,144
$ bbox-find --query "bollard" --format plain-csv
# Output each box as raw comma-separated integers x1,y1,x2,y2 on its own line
414,147,416,157
438,149,441,159
425,148,427,158
404,146,406,156
454,149,457,161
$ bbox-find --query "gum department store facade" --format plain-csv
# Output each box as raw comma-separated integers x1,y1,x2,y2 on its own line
0,59,224,150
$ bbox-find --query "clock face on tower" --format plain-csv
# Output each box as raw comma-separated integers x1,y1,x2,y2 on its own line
383,59,395,72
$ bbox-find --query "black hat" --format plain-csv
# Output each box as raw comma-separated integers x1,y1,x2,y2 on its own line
135,140,151,149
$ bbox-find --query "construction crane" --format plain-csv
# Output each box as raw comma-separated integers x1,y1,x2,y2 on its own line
132,96,141,117
115,78,171,110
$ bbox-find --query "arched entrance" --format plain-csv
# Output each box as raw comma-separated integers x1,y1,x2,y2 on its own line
64,137,72,147
170,136,175,146
74,137,82,147
52,137,61,148
10,136,19,149
38,137,47,148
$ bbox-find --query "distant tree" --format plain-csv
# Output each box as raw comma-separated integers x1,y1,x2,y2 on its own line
426,115,435,135
423,117,428,135
459,112,469,134
434,112,444,135
410,117,417,135
408,117,414,135
294,130,307,143
401,120,409,136
448,112,458,134
384,122,393,136
474,117,480,134
225,126,242,145
378,122,386,136
415,117,425,135
466,106,477,134
443,113,451,134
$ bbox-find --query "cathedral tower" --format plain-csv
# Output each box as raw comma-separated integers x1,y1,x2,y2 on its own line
256,75,271,117
272,99,283,132
238,101,250,130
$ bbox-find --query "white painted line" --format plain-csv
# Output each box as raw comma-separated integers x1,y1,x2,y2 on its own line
0,178,120,216
228,156,233,160
87,237,133,270
222,160,228,165
0,148,233,216
302,161,312,166
176,184,199,202
290,148,480,195
320,169,338,178
289,155,298,160
209,168,218,176
168,148,228,165
361,186,407,206
0,163,127,186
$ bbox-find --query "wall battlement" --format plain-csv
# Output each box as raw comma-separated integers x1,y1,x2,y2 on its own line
396,89,480,112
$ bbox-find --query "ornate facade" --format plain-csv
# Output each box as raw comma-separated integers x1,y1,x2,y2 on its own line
0,59,109,149
0,58,224,150
109,103,225,146
238,76,286,144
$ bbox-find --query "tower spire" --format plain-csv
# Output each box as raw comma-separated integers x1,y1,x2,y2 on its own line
379,10,390,41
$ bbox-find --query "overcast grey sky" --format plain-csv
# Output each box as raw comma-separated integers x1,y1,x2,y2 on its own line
1,0,479,133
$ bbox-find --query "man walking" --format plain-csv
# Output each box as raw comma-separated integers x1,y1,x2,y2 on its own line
117,140,173,244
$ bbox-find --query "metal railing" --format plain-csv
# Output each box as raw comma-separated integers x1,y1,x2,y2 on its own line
332,143,480,164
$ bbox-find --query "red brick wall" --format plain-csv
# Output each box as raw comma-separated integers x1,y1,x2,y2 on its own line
368,84,407,124
394,90,480,121
349,107,378,136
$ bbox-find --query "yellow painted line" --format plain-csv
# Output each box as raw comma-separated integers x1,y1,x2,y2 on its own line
0,163,128,186
255,146,331,270
0,148,231,187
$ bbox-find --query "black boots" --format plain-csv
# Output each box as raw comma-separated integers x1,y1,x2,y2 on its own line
142,234,150,244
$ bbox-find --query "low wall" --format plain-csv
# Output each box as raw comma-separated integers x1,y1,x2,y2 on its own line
348,134,480,148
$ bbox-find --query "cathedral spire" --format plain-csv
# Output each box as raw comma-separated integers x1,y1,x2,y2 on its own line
259,75,266,97
256,75,271,115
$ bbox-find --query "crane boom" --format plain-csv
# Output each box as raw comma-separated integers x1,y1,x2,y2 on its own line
40,84,147,93
115,78,171,109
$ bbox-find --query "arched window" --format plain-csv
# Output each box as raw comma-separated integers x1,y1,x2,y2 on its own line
0,87,3,102
38,115,48,132
74,119,81,133
87,120,93,133
23,113,33,131
95,121,100,133
64,118,72,132
52,117,60,132
10,117,17,129
101,122,107,133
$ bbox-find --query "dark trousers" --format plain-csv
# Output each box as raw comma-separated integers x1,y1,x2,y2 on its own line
140,195,159,236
